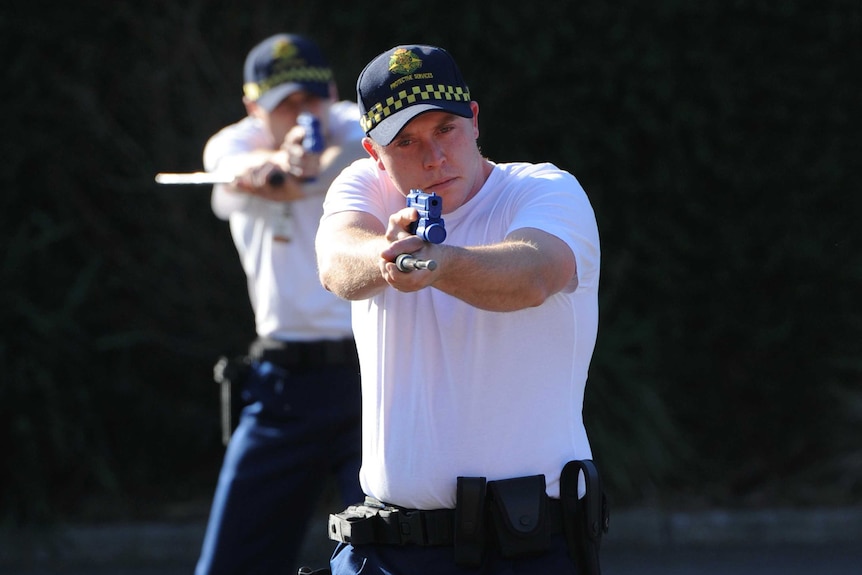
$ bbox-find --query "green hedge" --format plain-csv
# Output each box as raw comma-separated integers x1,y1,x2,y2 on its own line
2,0,859,523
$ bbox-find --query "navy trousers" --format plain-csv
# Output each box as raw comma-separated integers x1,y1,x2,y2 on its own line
196,358,363,575
329,534,578,575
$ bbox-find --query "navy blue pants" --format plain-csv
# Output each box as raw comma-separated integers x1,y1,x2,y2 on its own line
196,357,363,575
329,534,578,575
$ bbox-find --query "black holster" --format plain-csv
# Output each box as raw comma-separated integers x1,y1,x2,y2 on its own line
212,355,251,446
560,459,610,575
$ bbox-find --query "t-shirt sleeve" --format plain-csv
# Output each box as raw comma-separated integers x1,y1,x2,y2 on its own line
508,165,600,290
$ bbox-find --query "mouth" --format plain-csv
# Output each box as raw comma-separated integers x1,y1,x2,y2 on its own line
425,177,457,192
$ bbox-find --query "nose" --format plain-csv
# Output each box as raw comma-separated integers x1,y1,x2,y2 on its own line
422,140,446,169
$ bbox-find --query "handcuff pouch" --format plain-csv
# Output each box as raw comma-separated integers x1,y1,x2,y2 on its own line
487,474,550,558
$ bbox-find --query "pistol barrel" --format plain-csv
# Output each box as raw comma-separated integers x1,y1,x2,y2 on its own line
395,254,438,272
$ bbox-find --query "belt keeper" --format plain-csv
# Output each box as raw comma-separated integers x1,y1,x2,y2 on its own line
454,476,487,567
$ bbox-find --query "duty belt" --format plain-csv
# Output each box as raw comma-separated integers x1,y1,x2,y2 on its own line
329,465,608,573
249,337,357,369
328,495,564,547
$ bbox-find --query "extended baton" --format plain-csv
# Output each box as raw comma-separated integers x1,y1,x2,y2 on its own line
395,253,437,272
154,170,285,186
157,114,321,187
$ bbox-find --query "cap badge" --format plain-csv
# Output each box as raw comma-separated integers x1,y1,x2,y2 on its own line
273,39,299,61
388,48,422,75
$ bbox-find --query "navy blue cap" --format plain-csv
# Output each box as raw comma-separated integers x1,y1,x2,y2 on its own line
243,34,332,112
357,45,473,145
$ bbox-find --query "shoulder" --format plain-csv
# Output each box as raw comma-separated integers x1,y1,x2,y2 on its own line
323,157,391,217
489,162,584,199
203,116,274,171
328,157,392,202
333,156,381,184
329,100,361,120
204,116,270,167
495,161,575,181
208,116,267,145
326,101,364,142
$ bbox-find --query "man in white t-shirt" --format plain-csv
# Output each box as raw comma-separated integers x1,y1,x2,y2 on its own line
316,44,602,575
195,33,366,575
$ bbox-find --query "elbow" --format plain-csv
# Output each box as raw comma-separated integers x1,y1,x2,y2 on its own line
319,274,350,300
317,259,340,296
524,257,575,307
518,274,567,310
318,273,334,294
522,284,555,309
317,259,364,301
211,184,246,220
319,277,349,300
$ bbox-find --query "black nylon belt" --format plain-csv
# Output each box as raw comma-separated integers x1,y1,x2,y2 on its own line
249,337,357,369
329,497,564,547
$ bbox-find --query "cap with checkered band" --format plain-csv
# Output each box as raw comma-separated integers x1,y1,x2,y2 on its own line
357,45,473,146
243,34,333,112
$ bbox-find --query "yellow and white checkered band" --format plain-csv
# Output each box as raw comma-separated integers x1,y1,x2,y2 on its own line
243,66,333,100
360,84,470,132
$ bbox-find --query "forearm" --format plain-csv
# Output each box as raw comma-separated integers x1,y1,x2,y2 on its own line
317,210,575,308
317,214,390,300
431,230,575,312
209,150,286,179
208,148,311,217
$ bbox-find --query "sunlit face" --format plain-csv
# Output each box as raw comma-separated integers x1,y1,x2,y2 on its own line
363,102,489,211
253,90,327,145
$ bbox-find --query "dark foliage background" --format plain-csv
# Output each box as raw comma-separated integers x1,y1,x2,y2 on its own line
2,0,860,525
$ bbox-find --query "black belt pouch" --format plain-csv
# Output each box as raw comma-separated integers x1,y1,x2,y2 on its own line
487,474,551,558
455,476,487,566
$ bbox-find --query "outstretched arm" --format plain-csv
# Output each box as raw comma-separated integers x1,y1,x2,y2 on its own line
381,227,576,312
318,204,576,311
437,228,576,311
210,126,365,218
316,210,391,301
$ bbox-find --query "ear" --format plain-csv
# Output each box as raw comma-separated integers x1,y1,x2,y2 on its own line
362,137,386,171
470,101,480,139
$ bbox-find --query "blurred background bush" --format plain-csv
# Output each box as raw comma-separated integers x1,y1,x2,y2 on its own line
1,0,859,526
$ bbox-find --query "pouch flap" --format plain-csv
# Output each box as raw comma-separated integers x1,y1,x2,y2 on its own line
488,474,547,535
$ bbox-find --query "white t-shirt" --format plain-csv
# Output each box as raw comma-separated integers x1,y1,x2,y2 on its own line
205,101,364,341
322,159,601,509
